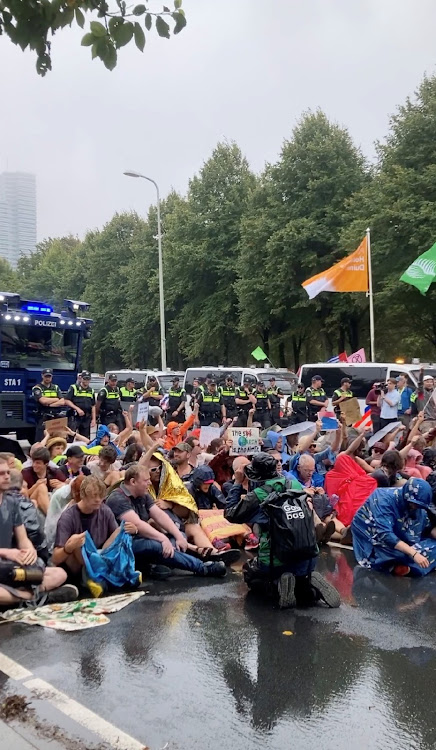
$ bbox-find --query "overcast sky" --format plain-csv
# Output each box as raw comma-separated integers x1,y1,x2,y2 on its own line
1,0,436,241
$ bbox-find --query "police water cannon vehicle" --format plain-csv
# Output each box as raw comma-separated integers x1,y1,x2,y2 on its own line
0,294,93,441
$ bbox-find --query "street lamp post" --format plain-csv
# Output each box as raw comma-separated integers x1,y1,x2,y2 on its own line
124,170,167,371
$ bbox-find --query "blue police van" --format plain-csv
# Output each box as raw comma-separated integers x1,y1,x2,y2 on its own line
0,293,92,442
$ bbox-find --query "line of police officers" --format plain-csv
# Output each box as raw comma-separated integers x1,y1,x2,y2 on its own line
32,369,354,440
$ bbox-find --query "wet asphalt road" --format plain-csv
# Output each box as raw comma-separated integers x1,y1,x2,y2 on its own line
1,546,436,750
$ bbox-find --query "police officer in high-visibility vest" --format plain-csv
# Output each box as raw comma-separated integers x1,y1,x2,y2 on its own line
167,377,186,423
287,383,308,424
119,377,139,404
142,376,164,408
32,368,67,442
65,370,96,438
305,374,328,422
331,377,353,419
96,373,123,431
235,380,257,427
219,376,238,421
197,381,224,426
254,381,271,428
267,377,283,425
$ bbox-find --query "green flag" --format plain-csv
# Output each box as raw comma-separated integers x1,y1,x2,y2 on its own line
251,346,267,361
400,242,436,295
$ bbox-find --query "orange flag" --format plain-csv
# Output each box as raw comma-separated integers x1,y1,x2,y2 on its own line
302,237,368,299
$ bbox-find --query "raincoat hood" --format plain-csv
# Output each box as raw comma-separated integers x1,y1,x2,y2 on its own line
245,453,279,481
401,477,433,509
86,424,121,456
191,465,215,488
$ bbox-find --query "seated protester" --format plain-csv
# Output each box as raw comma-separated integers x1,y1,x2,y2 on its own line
371,450,407,488
368,441,387,468
0,458,77,607
87,445,123,487
22,447,66,516
289,454,325,490
85,424,122,457
0,451,23,472
208,444,234,488
288,455,337,544
266,431,291,470
325,433,378,528
352,477,436,576
164,412,196,451
45,475,85,554
57,445,91,481
122,442,144,468
222,456,250,498
46,436,68,465
7,470,49,562
404,448,432,481
184,436,202,469
186,466,226,511
239,453,340,609
106,464,226,578
171,442,197,482
52,475,135,595
144,451,237,560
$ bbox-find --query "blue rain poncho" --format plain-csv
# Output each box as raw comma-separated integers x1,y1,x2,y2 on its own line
352,477,436,575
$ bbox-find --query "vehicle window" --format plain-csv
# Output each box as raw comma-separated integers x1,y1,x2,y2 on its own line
301,366,386,399
184,369,243,393
105,372,146,388
257,373,297,395
1,324,79,371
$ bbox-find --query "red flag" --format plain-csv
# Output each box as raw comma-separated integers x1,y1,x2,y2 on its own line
338,352,348,362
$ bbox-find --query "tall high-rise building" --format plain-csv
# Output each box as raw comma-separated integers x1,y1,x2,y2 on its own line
0,172,37,268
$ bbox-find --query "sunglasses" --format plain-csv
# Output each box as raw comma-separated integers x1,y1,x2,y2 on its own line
150,466,161,473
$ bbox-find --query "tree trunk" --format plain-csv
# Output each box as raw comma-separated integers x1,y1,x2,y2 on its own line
261,328,270,356
292,334,303,371
278,341,286,368
348,315,360,353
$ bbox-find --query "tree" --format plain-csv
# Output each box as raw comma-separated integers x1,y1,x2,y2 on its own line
0,0,186,75
237,111,368,368
16,236,85,305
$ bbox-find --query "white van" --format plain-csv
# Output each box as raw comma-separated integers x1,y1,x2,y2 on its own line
298,362,436,410
104,369,185,394
183,366,297,396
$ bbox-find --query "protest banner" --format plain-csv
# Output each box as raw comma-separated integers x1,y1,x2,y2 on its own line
199,426,220,448
229,427,261,456
132,400,150,427
339,397,361,426
44,417,68,435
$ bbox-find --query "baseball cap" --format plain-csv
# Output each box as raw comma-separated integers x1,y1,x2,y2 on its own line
312,374,323,381
202,479,214,485
174,442,192,453
209,380,217,385
341,377,351,385
126,377,135,384
42,368,53,375
108,373,117,380
80,370,91,378
423,375,434,381
172,376,179,381
372,442,386,454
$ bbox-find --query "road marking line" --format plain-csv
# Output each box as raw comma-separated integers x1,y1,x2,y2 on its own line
0,653,32,681
23,678,146,750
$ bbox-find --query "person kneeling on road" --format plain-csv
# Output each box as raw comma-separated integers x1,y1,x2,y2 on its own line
0,458,77,608
237,454,340,609
106,464,227,579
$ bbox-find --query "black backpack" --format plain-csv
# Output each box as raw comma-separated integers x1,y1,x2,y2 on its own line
261,489,318,564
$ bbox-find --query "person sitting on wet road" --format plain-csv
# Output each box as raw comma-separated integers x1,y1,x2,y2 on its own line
46,436,68,464
239,454,340,609
106,464,227,578
352,477,436,576
164,408,197,451
87,445,123,487
52,475,137,596
57,445,91,481
0,457,77,608
186,465,226,510
370,449,407,488
21,447,66,516
171,442,197,482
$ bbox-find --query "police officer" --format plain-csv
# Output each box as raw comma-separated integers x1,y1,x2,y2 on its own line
287,383,308,424
142,376,164,408
32,368,66,441
197,381,224,426
219,376,238,421
65,370,96,438
235,380,257,427
267,377,283,426
254,381,271,428
96,373,123,430
305,374,328,422
167,377,186,423
119,377,139,404
331,377,353,418
190,377,202,410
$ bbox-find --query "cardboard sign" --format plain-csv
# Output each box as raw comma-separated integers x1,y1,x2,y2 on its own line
199,426,220,449
339,397,361,426
44,417,68,435
229,427,261,456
